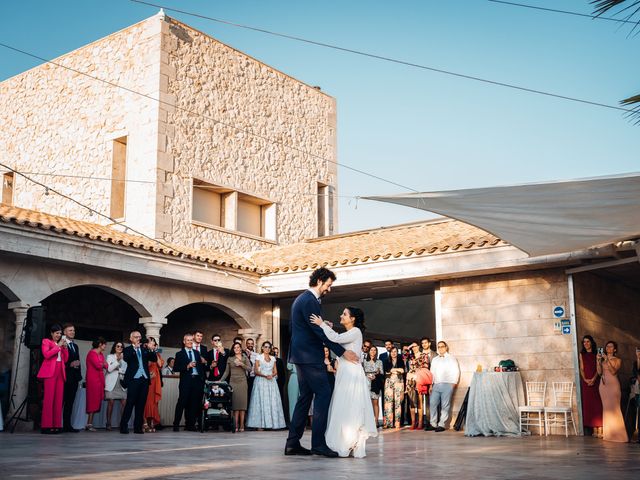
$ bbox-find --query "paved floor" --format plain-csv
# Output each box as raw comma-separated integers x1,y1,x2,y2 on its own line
1,428,638,479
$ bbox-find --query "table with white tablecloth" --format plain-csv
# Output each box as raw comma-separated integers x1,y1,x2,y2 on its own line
71,376,181,429
465,371,525,437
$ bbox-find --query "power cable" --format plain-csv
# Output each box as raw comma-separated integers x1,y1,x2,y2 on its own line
0,41,419,194
487,0,638,24
0,162,265,288
128,0,635,115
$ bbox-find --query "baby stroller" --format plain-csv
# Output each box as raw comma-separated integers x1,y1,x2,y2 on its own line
201,381,234,432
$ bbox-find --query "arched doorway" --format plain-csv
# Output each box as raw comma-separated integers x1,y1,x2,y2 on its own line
163,303,242,349
40,285,149,345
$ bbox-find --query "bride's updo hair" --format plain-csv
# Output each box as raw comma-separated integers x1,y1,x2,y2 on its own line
346,306,365,332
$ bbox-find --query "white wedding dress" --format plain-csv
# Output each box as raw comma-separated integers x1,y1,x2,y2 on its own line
319,323,378,458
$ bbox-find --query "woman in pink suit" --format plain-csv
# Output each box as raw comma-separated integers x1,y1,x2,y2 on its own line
85,337,108,431
37,323,68,434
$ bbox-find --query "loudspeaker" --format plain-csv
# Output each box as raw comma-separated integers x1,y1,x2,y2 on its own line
23,306,46,348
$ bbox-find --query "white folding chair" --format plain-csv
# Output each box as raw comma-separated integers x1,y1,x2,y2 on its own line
544,382,577,437
519,381,546,436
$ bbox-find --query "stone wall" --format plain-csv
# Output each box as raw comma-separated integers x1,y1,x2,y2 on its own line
440,269,577,430
0,16,162,237
574,272,640,385
159,18,338,252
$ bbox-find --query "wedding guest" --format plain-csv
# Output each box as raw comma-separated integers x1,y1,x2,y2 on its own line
378,339,394,363
247,341,286,430
323,346,336,392
144,337,164,433
62,324,81,433
85,337,108,431
406,342,425,429
208,334,228,381
363,345,384,427
162,357,175,375
272,346,286,402
361,340,372,363
597,341,628,442
173,333,205,432
287,361,299,422
37,323,68,434
105,341,127,431
579,335,602,437
383,346,404,429
120,330,157,434
245,338,258,404
221,342,252,432
429,341,460,432
193,330,209,367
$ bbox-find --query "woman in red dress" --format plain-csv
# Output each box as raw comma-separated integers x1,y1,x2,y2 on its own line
85,337,108,431
143,337,163,432
579,335,602,438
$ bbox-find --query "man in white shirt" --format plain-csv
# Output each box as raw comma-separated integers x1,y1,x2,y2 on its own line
428,341,460,432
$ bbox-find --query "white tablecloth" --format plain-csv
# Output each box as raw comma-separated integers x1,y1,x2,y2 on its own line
465,371,525,437
71,376,182,429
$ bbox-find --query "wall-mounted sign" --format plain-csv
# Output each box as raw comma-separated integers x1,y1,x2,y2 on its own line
553,306,565,318
562,326,571,335
561,319,571,327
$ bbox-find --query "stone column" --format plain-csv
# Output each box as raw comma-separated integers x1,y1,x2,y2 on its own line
238,328,262,345
8,303,31,420
138,317,167,346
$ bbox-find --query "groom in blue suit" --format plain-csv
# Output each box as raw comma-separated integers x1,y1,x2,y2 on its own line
285,268,359,457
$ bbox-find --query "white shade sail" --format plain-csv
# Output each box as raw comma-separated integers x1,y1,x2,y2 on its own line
365,173,640,257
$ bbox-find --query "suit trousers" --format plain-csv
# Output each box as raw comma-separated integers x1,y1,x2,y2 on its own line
62,377,79,429
286,363,332,449
173,376,204,428
120,377,149,432
41,362,65,429
430,382,454,428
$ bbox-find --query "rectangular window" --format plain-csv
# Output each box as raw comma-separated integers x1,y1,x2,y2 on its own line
110,137,127,219
192,179,275,240
2,172,14,205
317,183,328,237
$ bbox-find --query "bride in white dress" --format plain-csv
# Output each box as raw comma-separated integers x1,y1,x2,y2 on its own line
310,307,378,458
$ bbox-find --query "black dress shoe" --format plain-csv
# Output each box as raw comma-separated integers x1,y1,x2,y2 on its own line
41,428,53,434
435,426,445,432
284,445,312,456
134,429,144,434
311,446,339,458
173,426,180,432
120,428,130,434
64,427,80,433
185,426,198,432
424,425,436,431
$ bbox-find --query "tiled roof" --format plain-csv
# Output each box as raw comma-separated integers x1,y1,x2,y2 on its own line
245,218,506,273
0,204,506,275
0,204,259,272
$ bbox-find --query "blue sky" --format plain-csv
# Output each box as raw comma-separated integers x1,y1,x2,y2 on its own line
1,1,638,233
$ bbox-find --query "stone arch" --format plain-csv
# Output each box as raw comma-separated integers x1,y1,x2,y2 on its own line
0,281,20,303
162,302,250,349
39,285,147,342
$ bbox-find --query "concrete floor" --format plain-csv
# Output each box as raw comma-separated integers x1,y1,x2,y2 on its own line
1,428,638,479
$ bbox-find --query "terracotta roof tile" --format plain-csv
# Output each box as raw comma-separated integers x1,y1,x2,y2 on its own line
244,218,507,273
0,204,260,273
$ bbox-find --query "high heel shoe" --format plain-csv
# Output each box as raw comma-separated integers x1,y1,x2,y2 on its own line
85,424,96,432
105,423,112,431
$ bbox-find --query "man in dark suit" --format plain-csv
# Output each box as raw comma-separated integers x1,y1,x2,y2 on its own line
120,331,157,434
284,267,359,458
62,324,81,432
173,333,206,431
272,346,286,403
378,339,394,364
207,333,228,381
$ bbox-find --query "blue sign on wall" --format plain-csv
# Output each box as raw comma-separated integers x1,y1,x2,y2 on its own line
553,306,565,318
562,326,571,335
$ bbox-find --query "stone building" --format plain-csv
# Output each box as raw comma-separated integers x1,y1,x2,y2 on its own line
1,12,639,433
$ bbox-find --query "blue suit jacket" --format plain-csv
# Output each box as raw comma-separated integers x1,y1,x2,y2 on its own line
288,289,345,365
